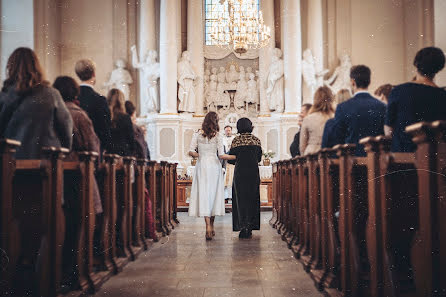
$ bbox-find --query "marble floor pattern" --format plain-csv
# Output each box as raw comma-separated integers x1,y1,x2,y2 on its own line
97,212,323,297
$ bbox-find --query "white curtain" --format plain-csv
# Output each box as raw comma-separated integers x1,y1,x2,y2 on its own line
204,45,259,60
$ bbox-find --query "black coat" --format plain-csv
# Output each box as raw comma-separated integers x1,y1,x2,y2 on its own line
289,131,300,157
78,85,112,152
0,85,73,159
110,113,135,157
228,133,262,231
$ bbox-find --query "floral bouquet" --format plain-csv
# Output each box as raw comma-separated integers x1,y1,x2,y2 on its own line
262,150,275,159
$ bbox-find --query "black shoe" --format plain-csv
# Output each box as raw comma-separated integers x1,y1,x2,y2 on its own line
246,229,252,238
239,228,249,239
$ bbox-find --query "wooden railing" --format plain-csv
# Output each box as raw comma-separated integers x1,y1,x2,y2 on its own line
0,141,178,296
270,120,446,297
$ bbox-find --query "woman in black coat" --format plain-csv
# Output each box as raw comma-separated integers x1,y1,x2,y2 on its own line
107,89,135,156
228,118,262,238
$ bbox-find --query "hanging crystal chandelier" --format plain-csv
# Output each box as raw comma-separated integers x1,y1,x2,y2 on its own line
209,0,271,54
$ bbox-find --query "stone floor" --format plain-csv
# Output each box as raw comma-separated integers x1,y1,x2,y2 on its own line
96,212,323,297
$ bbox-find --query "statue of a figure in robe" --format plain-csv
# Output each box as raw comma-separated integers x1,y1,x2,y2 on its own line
226,64,239,89
177,51,197,113
302,49,329,103
131,45,160,116
104,59,133,101
324,54,352,94
266,48,284,113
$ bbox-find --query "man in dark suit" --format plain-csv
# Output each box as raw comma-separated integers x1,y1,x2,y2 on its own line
75,59,112,153
289,103,312,157
331,65,386,156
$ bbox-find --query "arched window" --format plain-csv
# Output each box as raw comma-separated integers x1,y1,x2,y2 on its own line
204,0,260,46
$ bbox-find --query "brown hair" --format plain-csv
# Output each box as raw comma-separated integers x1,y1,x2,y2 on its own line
107,88,126,122
53,76,80,102
374,84,393,102
2,47,48,94
310,86,335,116
335,89,351,105
202,112,219,139
75,59,96,81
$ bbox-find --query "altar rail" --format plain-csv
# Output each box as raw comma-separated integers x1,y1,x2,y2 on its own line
270,120,446,297
0,141,178,297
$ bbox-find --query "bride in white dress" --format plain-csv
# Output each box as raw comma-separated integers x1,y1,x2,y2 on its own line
188,112,235,240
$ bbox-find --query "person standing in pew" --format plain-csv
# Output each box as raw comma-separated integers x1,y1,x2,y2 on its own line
299,86,335,155
385,46,446,152
321,89,352,149
188,112,235,240
0,47,73,158
75,59,112,154
289,103,312,157
227,118,262,239
53,76,103,291
330,65,386,156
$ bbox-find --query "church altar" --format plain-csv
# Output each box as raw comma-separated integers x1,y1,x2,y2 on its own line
177,165,273,211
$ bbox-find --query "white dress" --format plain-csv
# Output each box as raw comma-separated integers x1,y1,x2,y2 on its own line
188,133,226,217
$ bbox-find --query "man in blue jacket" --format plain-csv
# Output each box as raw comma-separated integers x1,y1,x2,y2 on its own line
331,65,386,156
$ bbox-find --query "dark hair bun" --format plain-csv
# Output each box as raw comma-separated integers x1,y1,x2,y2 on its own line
414,47,445,78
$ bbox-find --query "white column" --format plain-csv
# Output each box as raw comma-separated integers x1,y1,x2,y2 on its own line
259,0,275,116
281,0,302,113
187,0,205,116
307,0,324,86
177,0,183,59
159,0,178,114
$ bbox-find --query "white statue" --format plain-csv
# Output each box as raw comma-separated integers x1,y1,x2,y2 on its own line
234,72,248,109
104,59,133,101
177,51,197,113
302,49,329,103
246,73,258,105
203,69,211,106
226,64,239,88
266,48,284,113
216,67,230,109
206,72,219,110
245,66,253,81
131,45,160,116
324,54,352,94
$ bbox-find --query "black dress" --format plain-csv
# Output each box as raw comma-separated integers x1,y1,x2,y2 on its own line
109,113,135,156
228,133,262,231
385,82,446,152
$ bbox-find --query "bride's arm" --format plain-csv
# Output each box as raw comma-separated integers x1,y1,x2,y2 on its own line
189,151,199,158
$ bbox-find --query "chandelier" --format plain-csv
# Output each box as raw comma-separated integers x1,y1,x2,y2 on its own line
209,0,271,54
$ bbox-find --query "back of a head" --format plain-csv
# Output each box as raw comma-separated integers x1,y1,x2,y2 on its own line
310,86,335,115
3,47,47,94
237,117,253,134
336,89,352,105
350,65,371,89
202,111,219,139
374,84,393,99
125,100,136,116
75,59,96,82
107,88,126,121
53,76,80,102
413,47,445,80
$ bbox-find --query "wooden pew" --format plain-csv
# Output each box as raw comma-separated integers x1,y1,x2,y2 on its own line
298,156,311,264
288,158,299,249
269,162,279,227
146,161,162,240
0,141,67,297
135,159,149,250
407,120,446,297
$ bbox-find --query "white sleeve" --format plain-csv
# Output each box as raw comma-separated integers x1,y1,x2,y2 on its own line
217,135,225,156
189,132,199,153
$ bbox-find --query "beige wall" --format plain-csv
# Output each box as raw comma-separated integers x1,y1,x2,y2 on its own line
434,0,446,86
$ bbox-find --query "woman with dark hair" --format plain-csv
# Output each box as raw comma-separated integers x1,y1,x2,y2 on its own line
385,46,446,152
53,76,102,291
0,47,73,158
188,111,234,240
374,84,393,104
228,117,262,239
125,101,150,160
107,88,135,156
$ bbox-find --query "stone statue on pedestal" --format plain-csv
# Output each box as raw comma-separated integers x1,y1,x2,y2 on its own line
246,73,259,110
131,45,160,116
104,59,133,101
235,71,248,110
266,48,284,113
177,51,197,113
226,65,239,89
324,54,352,94
216,67,230,110
302,49,329,103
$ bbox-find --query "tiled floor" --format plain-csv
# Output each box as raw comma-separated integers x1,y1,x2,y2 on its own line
96,212,323,297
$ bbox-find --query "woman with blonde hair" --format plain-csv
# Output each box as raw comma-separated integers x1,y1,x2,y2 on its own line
107,88,135,156
300,86,335,155
188,111,234,240
335,88,352,105
321,88,351,149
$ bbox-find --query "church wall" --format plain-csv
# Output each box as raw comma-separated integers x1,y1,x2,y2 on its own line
0,0,34,81
434,0,446,86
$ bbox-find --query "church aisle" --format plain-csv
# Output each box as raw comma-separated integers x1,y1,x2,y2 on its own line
96,212,323,297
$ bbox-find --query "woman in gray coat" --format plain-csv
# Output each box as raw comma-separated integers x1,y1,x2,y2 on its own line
0,47,72,159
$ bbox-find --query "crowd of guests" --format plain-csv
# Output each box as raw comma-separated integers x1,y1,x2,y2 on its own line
291,46,446,157
0,47,152,291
